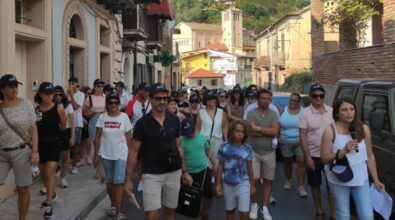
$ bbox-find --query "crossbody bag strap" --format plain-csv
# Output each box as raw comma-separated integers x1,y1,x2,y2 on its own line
209,107,217,140
0,107,29,143
200,168,207,191
143,101,150,115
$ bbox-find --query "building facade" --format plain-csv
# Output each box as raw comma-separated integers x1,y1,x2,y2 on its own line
185,69,224,88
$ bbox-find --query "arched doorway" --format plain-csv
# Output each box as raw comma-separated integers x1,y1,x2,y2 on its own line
63,2,88,86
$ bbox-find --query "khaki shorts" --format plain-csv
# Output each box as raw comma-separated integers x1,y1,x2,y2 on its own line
280,139,303,158
0,146,32,187
252,151,276,181
142,169,182,211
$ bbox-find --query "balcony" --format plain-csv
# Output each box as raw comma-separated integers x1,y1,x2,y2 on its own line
146,18,163,50
255,56,270,69
272,51,285,67
122,4,149,42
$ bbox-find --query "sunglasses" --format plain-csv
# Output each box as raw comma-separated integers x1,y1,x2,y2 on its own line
206,96,217,100
311,94,325,99
159,126,167,138
96,85,104,88
54,93,63,97
153,96,168,101
108,101,120,105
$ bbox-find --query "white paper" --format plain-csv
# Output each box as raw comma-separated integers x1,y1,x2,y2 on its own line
370,184,393,220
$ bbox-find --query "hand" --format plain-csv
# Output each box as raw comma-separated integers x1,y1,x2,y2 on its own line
69,137,75,147
306,157,315,171
124,180,134,195
181,172,193,187
248,122,256,131
374,180,385,192
344,140,359,153
215,183,223,197
30,151,40,165
67,88,73,96
93,155,100,168
250,184,256,194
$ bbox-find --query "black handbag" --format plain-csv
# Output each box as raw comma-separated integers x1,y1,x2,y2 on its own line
176,169,207,218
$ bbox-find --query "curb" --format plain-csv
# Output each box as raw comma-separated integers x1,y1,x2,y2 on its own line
73,187,107,220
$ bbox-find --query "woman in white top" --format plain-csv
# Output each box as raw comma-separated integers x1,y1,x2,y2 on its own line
94,94,132,220
321,98,384,220
54,86,75,189
196,89,228,169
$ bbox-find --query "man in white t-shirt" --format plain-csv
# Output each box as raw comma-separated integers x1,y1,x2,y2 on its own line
67,76,85,174
114,81,130,112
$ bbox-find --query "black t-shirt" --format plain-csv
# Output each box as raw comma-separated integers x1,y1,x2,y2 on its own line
133,110,181,174
177,101,189,108
35,104,61,141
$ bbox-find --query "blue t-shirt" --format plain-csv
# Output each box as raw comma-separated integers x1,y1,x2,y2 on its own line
217,142,253,185
279,106,300,140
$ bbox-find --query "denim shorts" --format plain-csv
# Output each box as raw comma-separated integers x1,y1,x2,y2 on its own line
223,180,250,212
100,158,127,184
88,115,100,141
74,127,83,145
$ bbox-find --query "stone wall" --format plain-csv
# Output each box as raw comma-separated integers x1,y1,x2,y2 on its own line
313,43,395,84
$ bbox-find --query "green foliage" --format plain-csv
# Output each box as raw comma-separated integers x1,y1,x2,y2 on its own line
170,0,309,33
323,0,383,48
281,71,312,93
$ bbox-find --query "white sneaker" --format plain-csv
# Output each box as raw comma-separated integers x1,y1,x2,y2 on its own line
71,166,78,174
297,186,308,198
269,195,276,204
39,187,47,195
261,206,273,220
87,156,92,165
249,203,258,219
61,178,68,189
283,179,291,190
55,170,60,177
76,161,83,167
137,181,143,192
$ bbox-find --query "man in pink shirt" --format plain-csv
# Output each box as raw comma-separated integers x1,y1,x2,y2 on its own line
299,83,335,219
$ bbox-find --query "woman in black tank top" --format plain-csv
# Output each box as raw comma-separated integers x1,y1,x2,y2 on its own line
34,82,67,218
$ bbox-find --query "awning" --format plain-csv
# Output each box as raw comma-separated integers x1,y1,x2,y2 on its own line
145,0,174,20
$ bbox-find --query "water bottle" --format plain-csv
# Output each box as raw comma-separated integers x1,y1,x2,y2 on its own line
31,165,40,177
272,137,278,149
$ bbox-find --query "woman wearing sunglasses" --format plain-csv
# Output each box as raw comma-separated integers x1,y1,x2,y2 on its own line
167,96,185,121
180,94,201,124
94,94,132,220
54,86,75,189
83,79,106,165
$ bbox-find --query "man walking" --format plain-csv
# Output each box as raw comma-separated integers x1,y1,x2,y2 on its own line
124,83,192,220
67,76,85,175
299,83,335,219
113,81,130,112
247,89,279,220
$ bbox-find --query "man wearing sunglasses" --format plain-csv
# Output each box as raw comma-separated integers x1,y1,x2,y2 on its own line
299,83,335,219
125,83,192,220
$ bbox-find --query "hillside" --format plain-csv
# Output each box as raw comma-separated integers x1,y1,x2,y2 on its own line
169,0,310,33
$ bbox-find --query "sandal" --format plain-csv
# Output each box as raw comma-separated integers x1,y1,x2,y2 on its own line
315,212,325,220
116,213,128,220
105,206,117,217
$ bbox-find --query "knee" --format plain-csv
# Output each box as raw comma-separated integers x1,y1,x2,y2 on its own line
163,207,175,216
17,186,30,196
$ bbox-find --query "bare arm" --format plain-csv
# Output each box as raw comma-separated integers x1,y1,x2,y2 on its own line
57,104,67,131
364,125,385,190
205,148,217,170
248,160,255,194
176,137,193,186
30,123,39,164
222,111,228,141
124,139,142,192
196,112,202,132
300,128,310,159
214,160,224,197
250,121,279,137
68,89,80,110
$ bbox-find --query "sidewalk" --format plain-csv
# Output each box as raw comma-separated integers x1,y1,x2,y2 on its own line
0,165,106,220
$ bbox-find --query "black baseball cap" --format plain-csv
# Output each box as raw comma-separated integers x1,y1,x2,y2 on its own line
181,118,196,136
137,82,150,91
204,89,216,100
168,96,177,103
104,84,113,92
39,82,54,93
248,92,257,98
106,93,120,103
189,94,200,103
150,83,169,97
0,74,22,88
233,85,242,93
309,83,325,94
54,85,64,93
113,81,125,88
68,76,79,83
93,79,105,86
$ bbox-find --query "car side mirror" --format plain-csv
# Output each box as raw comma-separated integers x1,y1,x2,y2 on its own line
369,112,385,131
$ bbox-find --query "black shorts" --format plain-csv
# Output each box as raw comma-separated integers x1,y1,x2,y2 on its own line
81,125,89,139
189,168,213,199
306,157,328,188
38,137,62,164
60,128,71,151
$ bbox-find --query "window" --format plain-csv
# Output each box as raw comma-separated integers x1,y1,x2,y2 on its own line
362,93,391,132
197,80,202,86
336,86,354,99
211,79,217,86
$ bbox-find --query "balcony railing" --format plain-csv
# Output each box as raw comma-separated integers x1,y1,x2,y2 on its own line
146,17,163,50
122,4,149,41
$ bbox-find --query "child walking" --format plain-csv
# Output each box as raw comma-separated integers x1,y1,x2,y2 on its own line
215,120,255,220
181,117,217,220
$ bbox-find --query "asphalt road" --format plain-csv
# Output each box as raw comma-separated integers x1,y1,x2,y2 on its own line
86,162,341,220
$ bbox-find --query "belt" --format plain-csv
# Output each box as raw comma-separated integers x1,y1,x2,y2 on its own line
1,144,27,152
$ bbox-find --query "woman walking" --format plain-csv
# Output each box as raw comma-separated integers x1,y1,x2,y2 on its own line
35,82,67,219
227,85,244,121
0,74,39,220
54,86,75,188
94,94,132,220
279,93,308,197
180,94,200,124
196,89,228,169
321,98,385,220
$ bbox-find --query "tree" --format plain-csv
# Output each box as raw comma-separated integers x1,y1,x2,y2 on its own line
323,0,383,49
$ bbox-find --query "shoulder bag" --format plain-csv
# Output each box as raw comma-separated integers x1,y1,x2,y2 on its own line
0,106,31,146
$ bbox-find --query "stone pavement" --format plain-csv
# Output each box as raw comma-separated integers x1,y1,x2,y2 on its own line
0,165,106,220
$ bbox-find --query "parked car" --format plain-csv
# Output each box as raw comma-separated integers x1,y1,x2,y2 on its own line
332,79,395,215
272,92,310,115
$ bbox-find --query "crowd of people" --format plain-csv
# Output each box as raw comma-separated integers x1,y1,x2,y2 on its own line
0,73,385,220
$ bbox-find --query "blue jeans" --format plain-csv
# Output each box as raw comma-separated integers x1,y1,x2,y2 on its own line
100,158,126,184
328,180,373,220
